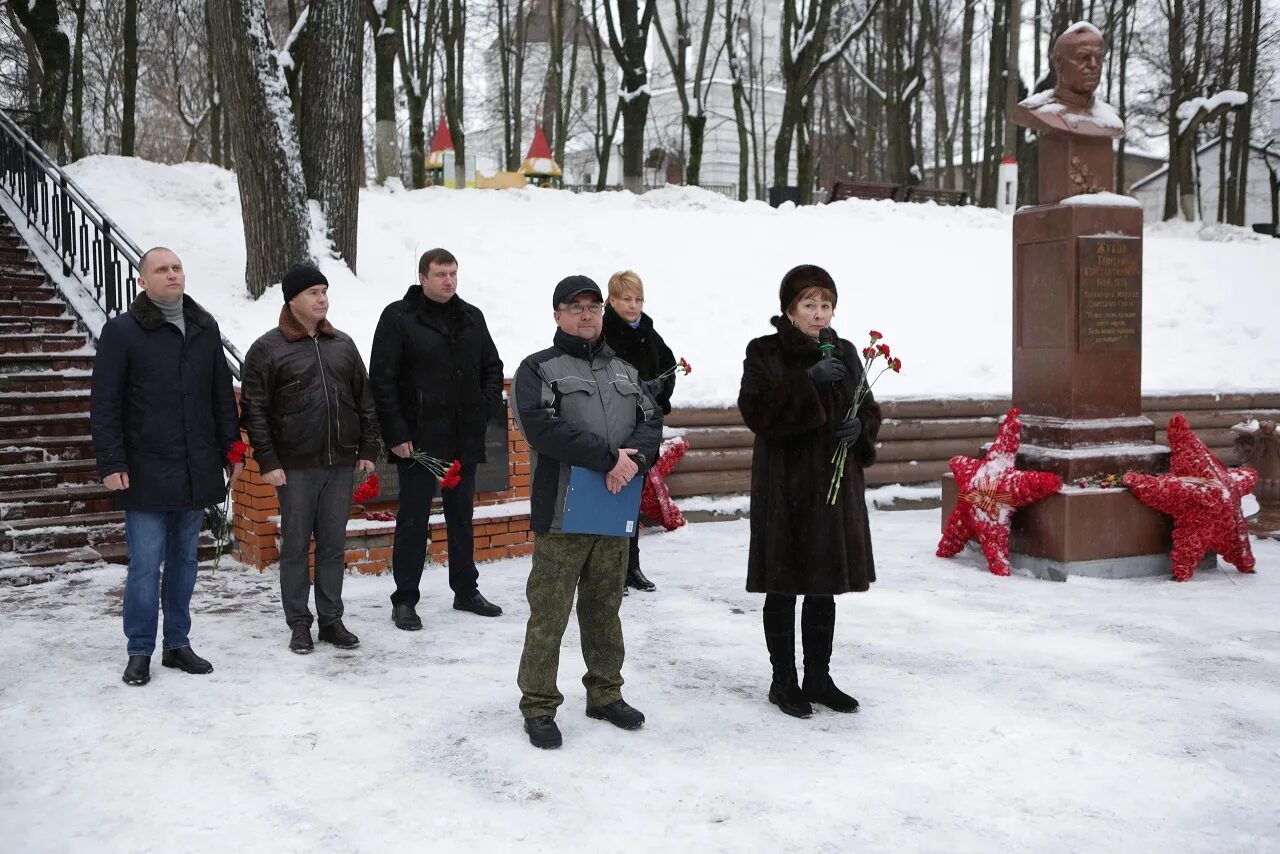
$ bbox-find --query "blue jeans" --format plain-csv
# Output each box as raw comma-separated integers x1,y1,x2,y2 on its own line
122,509,205,656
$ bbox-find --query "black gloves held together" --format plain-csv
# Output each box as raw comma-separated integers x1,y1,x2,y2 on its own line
835,416,862,446
807,357,847,385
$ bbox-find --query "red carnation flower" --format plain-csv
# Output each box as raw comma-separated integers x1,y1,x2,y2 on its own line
869,330,883,341
352,473,381,504
891,357,902,372
862,346,876,359
679,357,692,376
226,439,248,465
876,343,891,358
440,460,463,490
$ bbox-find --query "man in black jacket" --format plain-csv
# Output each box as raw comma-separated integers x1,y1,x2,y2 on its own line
370,248,505,630
240,264,382,654
90,247,241,687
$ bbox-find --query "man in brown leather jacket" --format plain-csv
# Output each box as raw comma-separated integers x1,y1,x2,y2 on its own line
240,263,381,654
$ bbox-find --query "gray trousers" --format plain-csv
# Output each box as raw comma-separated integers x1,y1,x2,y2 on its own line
276,466,355,628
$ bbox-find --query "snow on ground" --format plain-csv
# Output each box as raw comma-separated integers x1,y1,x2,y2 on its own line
3,510,1279,852
64,156,1280,406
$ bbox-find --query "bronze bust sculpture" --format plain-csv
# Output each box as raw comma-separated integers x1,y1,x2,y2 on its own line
1013,23,1124,140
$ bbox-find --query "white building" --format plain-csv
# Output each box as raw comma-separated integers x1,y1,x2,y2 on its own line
1129,135,1279,228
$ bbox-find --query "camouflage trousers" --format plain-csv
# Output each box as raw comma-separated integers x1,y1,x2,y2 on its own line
517,532,629,718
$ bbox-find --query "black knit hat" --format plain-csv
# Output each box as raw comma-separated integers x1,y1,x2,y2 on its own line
552,274,603,308
281,263,328,303
779,264,837,313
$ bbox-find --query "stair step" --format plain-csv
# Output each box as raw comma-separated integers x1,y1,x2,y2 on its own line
0,434,95,464
0,371,92,393
0,285,56,302
0,299,68,317
0,334,88,355
1,510,126,553
0,483,117,521
1,537,224,584
0,412,92,440
0,389,91,417
0,316,76,333
0,457,98,490
0,247,31,263
0,353,95,374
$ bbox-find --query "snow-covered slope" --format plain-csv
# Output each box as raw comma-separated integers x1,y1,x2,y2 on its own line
65,156,1280,406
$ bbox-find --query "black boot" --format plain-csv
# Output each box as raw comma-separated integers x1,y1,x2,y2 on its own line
801,597,859,713
763,597,811,719
392,603,422,631
161,646,213,675
586,699,645,730
318,620,359,649
625,566,656,592
524,715,563,749
122,655,151,686
289,622,314,654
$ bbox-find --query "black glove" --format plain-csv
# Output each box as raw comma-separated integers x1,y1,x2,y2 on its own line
807,358,847,384
835,416,862,446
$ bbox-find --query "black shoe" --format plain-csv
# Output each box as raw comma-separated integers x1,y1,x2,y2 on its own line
803,674,860,713
161,647,213,675
392,603,422,631
122,655,150,686
625,566,656,592
453,591,502,618
768,678,813,718
318,620,360,649
524,715,563,749
585,699,645,730
289,623,314,654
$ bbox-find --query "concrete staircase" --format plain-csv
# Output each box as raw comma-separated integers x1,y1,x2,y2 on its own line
0,209,218,584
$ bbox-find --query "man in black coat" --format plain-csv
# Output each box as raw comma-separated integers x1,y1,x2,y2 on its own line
90,247,241,687
239,264,382,655
369,248,505,630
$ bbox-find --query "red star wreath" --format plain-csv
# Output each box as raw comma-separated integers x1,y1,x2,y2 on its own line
1122,414,1258,582
937,408,1063,576
639,437,689,531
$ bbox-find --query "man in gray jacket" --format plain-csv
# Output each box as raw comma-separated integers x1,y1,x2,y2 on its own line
511,275,663,749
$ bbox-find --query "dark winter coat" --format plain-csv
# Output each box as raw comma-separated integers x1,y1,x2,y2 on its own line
239,306,382,473
737,316,882,595
512,330,663,533
90,292,240,511
601,306,677,414
369,287,504,463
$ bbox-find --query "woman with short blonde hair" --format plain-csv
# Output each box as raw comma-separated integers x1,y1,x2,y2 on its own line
602,269,678,593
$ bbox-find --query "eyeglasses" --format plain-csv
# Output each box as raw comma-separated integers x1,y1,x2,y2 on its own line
559,302,604,315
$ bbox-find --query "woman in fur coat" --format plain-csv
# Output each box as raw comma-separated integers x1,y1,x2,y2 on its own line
737,264,881,718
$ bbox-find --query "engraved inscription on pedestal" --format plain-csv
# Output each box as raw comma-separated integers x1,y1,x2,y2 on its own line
1077,235,1141,352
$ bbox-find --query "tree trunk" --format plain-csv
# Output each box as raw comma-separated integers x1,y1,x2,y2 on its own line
208,0,311,298
10,0,71,154
121,0,138,156
301,0,364,269
369,0,402,185
70,0,86,161
1162,0,1186,221
1227,0,1259,226
441,0,467,188
958,0,975,193
605,0,656,193
979,0,1006,207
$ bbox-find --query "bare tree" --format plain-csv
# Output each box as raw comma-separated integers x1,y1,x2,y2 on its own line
8,0,71,153
653,0,721,185
301,0,364,268
207,0,310,297
397,0,441,188
368,0,402,184
440,0,467,186
775,0,880,202
584,0,620,188
121,0,137,155
603,0,656,193
493,0,528,170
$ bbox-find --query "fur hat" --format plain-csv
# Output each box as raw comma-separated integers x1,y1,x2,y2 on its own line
779,264,837,314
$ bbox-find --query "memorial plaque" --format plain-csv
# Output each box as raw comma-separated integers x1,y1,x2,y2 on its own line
1077,235,1141,352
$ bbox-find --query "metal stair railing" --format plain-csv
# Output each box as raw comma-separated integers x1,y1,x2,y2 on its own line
0,107,243,379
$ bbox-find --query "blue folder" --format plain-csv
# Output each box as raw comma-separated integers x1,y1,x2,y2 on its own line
561,466,644,537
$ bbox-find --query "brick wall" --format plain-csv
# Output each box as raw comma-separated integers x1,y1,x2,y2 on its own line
232,380,534,572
